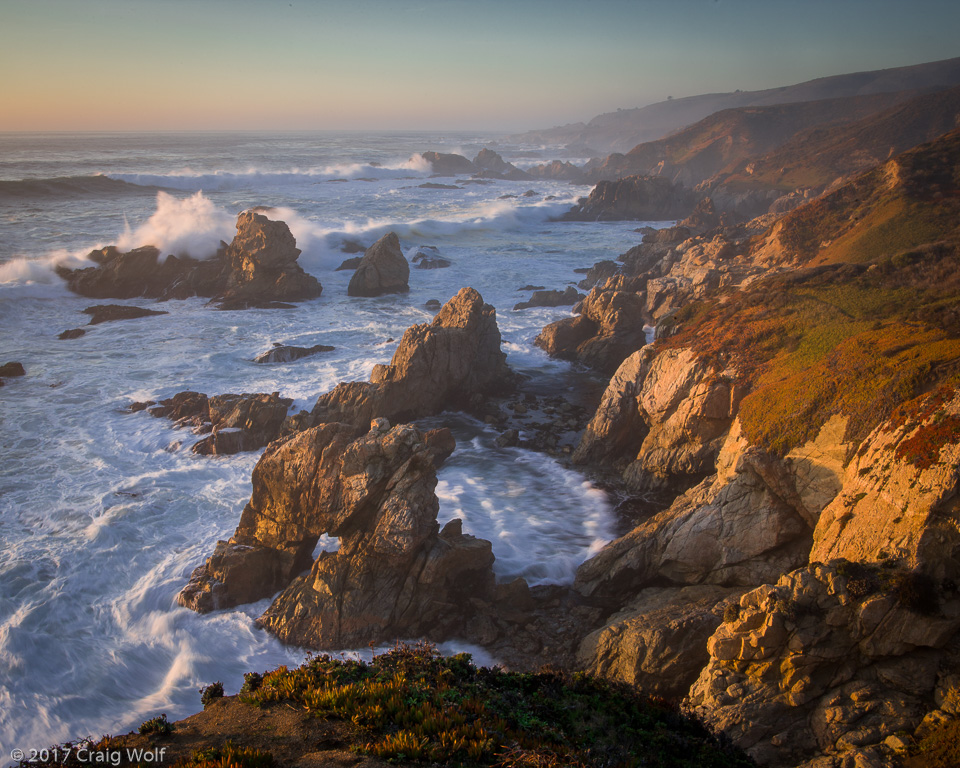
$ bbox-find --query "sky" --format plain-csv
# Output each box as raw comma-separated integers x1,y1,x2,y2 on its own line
1,0,959,132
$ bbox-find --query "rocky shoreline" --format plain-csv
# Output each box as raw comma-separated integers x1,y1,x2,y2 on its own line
21,112,960,767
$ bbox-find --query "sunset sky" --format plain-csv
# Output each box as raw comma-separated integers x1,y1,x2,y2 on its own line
1,0,958,132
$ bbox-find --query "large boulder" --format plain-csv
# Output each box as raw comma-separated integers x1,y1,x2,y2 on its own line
57,210,321,309
472,148,531,180
347,232,410,297
577,584,743,700
311,287,512,426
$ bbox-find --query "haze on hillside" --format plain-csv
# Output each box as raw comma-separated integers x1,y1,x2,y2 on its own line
1,0,959,132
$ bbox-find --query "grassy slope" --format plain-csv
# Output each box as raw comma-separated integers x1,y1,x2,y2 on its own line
660,128,960,456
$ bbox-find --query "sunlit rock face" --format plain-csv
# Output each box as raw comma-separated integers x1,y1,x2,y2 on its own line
688,561,960,767
310,287,512,427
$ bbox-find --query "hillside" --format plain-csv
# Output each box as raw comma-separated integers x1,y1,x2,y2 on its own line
581,90,916,185
511,55,960,154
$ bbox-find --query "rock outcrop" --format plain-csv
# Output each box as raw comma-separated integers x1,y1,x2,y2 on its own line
688,561,960,767
179,419,501,651
535,278,648,375
57,210,321,309
411,246,451,270
562,175,699,221
310,287,512,427
134,390,293,455
347,232,410,297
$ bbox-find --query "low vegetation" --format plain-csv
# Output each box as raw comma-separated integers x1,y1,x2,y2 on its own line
240,642,753,767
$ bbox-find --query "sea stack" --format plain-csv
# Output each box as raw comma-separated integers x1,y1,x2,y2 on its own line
347,231,410,297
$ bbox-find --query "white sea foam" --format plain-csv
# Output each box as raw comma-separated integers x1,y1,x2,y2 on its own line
116,191,235,258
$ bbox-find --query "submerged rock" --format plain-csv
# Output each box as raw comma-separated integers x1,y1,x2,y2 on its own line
347,232,410,297
253,343,335,364
82,304,168,324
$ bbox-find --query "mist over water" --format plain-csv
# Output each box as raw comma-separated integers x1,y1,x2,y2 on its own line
0,131,663,750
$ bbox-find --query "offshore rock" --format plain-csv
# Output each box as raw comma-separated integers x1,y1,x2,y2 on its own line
138,390,293,455
412,246,451,270
472,148,531,180
562,175,699,221
687,561,960,767
311,287,512,426
347,232,410,297
217,210,321,308
420,151,477,176
57,210,321,308
513,285,581,310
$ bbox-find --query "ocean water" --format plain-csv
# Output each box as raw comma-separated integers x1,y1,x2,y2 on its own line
0,131,659,751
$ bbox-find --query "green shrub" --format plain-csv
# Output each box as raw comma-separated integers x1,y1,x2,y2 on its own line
138,713,173,735
199,681,224,708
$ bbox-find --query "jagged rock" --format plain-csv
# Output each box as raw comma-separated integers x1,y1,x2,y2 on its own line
140,390,293,455
420,151,477,176
57,210,322,309
535,277,648,374
562,175,699,221
253,344,335,364
82,304,169,324
577,585,743,700
218,211,322,308
347,232,410,297
412,246,451,269
472,148,531,180
179,420,499,650
574,411,854,601
256,424,497,648
687,561,960,767
513,286,581,310
525,160,586,183
679,197,721,231
311,287,512,426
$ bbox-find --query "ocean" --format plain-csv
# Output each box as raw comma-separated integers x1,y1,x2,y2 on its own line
0,131,659,751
